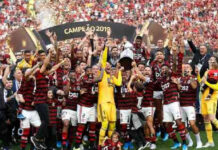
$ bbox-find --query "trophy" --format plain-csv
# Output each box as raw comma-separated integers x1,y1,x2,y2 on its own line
119,41,134,70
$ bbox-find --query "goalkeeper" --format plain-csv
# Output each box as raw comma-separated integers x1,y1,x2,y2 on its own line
97,45,123,147
198,56,218,148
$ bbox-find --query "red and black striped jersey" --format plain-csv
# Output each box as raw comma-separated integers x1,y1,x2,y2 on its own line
142,80,154,107
131,91,142,113
115,84,134,110
151,60,170,81
18,77,34,110
64,77,80,110
34,71,49,104
47,99,61,126
156,77,179,104
78,75,97,107
48,74,55,87
56,67,64,89
133,44,148,63
179,76,197,107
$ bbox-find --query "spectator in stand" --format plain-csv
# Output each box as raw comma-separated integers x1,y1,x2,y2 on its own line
150,30,173,63
187,32,213,114
187,32,212,77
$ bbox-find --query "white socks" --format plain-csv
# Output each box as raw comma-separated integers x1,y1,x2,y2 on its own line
186,133,193,147
195,133,202,143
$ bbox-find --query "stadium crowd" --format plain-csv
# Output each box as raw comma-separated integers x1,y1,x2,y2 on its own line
0,0,218,150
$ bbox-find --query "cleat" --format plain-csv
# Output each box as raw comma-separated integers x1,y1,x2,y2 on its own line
39,142,47,149
57,141,62,148
30,136,41,149
73,147,80,150
150,143,157,150
171,142,181,149
143,142,151,148
203,142,215,148
138,146,144,150
129,142,134,150
182,144,188,150
196,142,203,149
79,144,84,150
188,140,193,147
162,133,169,141
156,131,161,137
123,142,130,150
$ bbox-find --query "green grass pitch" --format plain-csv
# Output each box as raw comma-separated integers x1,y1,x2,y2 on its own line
5,131,218,149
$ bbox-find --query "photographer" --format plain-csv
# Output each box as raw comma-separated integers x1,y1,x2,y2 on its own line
0,64,18,149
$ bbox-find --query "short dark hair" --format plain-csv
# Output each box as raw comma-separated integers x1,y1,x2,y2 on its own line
161,64,170,68
136,36,143,40
85,66,91,71
210,55,218,64
145,65,152,69
38,50,46,54
137,62,145,67
111,46,118,51
7,77,13,81
155,50,164,55
24,50,31,54
21,68,28,74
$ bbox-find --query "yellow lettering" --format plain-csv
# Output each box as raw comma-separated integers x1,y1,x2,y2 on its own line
78,26,82,32
69,28,73,33
64,28,69,34
64,25,112,35
90,26,95,31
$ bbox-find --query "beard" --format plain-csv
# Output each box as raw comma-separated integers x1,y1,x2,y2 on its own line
162,72,168,77
184,71,189,76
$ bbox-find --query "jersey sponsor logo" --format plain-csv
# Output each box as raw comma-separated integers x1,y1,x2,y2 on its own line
121,86,127,97
161,82,170,91
69,92,79,99
155,72,161,78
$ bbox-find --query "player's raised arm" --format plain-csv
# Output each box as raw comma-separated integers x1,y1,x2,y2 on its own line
25,62,41,77
127,74,135,93
100,46,108,69
205,81,218,91
40,50,51,73
112,70,122,86
47,58,66,75
2,65,10,86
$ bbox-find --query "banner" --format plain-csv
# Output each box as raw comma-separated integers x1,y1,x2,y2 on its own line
146,21,167,45
38,21,136,45
139,21,167,45
7,21,167,53
7,27,38,52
